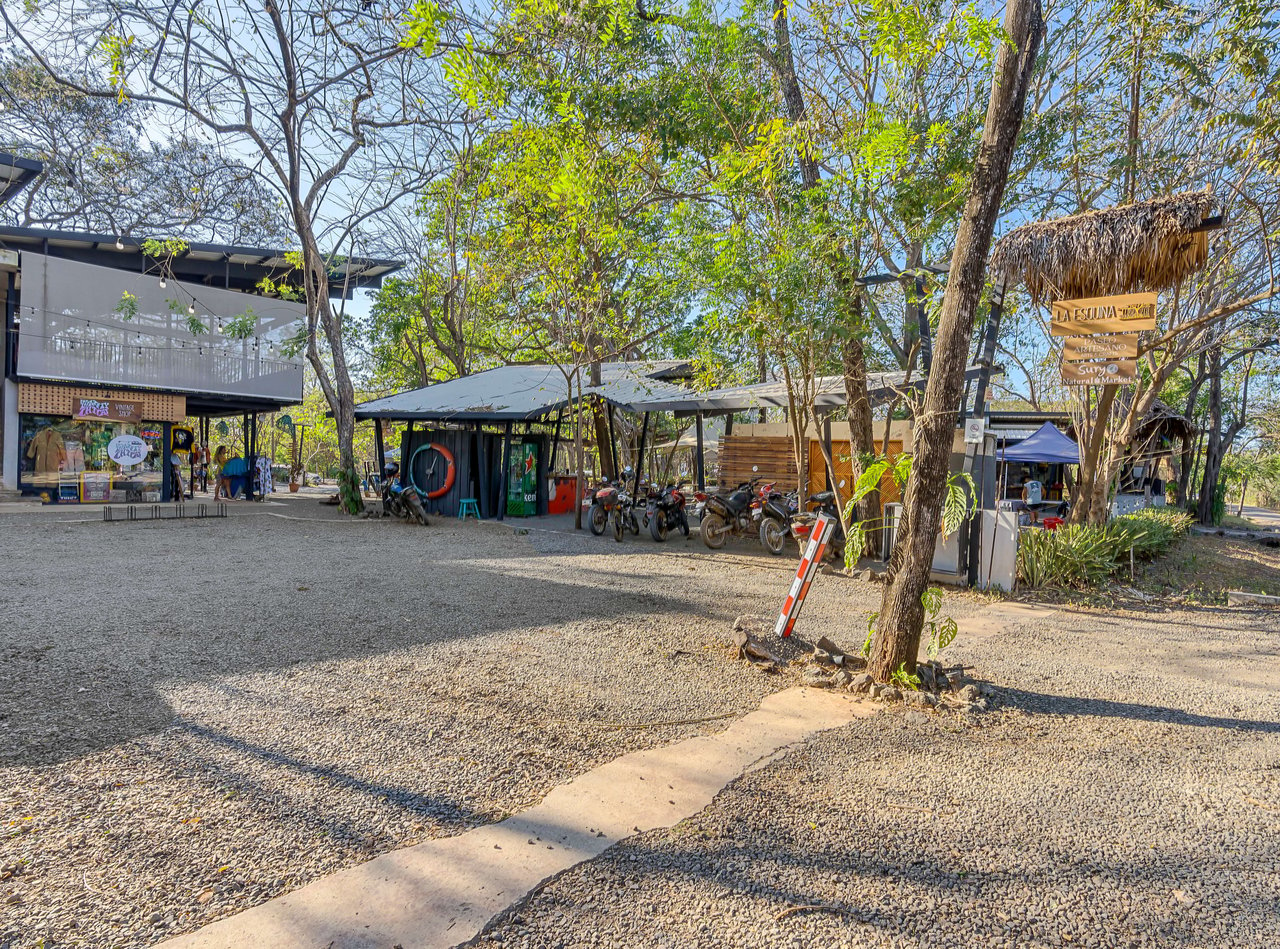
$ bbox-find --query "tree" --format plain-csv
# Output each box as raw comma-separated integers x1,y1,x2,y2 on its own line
870,0,1043,681
4,0,465,513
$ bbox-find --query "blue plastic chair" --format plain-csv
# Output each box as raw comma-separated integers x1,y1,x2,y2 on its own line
458,498,480,520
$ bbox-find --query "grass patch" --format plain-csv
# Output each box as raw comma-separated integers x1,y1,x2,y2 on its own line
1135,533,1280,605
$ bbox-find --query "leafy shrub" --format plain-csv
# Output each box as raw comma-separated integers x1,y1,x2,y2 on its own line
1017,508,1192,589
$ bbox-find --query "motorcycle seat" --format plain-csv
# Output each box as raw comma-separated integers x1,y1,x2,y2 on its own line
809,490,836,505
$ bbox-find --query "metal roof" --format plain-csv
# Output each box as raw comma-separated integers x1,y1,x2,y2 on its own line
0,153,43,207
354,361,695,422
0,224,402,297
628,366,994,413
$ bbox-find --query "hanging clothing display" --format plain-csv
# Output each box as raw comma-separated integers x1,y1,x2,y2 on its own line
26,427,67,476
256,454,274,496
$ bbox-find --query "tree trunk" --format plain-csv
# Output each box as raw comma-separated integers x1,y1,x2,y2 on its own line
1070,383,1117,525
1197,345,1224,525
870,0,1044,682
842,316,879,531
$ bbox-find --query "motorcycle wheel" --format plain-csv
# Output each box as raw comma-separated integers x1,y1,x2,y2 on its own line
700,512,728,549
404,491,429,526
630,513,641,535
612,509,624,542
650,511,668,542
588,503,607,536
759,517,787,555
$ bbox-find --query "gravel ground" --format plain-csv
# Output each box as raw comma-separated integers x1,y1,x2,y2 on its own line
475,604,1280,949
0,497,940,948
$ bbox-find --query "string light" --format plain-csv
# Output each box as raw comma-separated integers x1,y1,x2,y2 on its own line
188,302,196,315
158,276,167,289
115,237,124,250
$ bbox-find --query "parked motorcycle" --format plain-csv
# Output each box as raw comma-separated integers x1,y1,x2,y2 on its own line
380,461,429,526
699,478,766,549
588,477,619,536
644,483,690,542
758,487,800,555
790,490,848,561
610,483,642,542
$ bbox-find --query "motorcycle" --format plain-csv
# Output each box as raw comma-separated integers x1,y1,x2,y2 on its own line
380,461,429,526
610,483,642,542
699,477,766,550
758,487,800,555
644,483,690,542
588,477,619,536
790,490,848,562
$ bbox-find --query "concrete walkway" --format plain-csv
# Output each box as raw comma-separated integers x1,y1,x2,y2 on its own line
158,687,870,949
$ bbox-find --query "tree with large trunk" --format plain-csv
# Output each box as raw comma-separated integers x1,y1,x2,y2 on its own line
870,0,1044,681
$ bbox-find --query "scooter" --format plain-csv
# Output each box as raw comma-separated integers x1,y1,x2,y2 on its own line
610,483,642,542
380,461,429,526
588,477,619,536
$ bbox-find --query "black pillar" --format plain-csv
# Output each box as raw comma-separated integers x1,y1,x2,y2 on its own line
633,412,650,495
497,421,512,521
605,399,619,480
823,415,834,496
694,411,706,491
549,408,565,473
374,421,386,476
965,278,1006,587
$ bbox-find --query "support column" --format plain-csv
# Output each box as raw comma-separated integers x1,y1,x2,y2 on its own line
694,411,705,492
605,400,619,480
965,278,1006,587
498,421,512,521
374,420,386,476
633,412,650,495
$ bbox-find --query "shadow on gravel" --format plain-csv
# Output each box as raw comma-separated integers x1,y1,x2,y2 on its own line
1,519,731,770
996,687,1280,733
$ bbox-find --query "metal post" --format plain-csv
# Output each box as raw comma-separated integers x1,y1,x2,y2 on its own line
965,278,1006,586
633,412,650,495
605,399,619,479
823,415,834,496
245,413,255,501
374,420,386,476
548,407,565,473
694,411,705,491
971,278,1006,420
498,421,512,521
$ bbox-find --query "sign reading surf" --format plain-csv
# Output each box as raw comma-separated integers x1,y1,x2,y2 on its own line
1050,292,1156,336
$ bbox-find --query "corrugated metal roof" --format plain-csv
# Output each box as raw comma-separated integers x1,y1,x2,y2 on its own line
353,361,693,422
629,366,992,412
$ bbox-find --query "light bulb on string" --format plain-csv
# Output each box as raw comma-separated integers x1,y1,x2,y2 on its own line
188,302,196,315
115,237,124,250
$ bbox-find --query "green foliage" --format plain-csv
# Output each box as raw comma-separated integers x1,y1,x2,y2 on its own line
1017,510,1194,589
113,290,138,321
224,309,258,340
186,314,209,336
141,237,189,258
922,586,958,659
256,276,303,302
890,662,922,691
400,1,451,56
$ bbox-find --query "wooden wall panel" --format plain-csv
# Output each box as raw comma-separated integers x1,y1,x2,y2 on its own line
717,435,801,491
18,383,186,422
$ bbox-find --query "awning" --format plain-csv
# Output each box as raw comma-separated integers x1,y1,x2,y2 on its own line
354,361,694,423
1000,421,1080,464
628,366,994,413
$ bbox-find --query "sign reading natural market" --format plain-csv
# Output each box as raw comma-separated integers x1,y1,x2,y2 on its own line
1061,358,1137,386
1050,292,1157,336
74,398,142,422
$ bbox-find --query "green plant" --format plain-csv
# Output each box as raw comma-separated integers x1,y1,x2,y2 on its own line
890,662,922,691
113,290,138,321
1016,509,1193,589
224,308,258,339
922,586,958,659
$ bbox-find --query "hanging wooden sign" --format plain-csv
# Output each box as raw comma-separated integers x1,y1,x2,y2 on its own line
1050,292,1157,336
1062,333,1140,361
1061,358,1137,385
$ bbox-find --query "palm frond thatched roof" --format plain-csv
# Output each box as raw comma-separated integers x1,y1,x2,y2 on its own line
989,189,1219,302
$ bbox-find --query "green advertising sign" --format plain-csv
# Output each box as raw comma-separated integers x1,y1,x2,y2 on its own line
506,442,538,517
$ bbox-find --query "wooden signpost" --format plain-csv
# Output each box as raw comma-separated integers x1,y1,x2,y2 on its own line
1053,292,1151,386
1050,292,1156,336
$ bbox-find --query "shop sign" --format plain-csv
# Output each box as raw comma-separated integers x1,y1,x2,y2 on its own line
1062,333,1139,361
80,472,112,503
107,433,150,466
1050,293,1157,336
75,398,142,422
1061,359,1137,386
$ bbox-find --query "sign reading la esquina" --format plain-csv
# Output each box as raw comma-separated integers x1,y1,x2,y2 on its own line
1051,292,1155,386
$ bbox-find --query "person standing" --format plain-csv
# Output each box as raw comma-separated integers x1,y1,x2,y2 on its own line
212,445,232,501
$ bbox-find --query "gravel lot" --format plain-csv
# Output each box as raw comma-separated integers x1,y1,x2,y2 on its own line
475,602,1280,948
0,498,922,948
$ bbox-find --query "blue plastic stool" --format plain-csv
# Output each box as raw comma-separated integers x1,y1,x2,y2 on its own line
458,498,480,520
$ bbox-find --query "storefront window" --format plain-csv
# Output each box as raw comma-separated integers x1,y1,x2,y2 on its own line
18,414,164,502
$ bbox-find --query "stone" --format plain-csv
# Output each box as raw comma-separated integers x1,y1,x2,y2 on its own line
869,683,883,699
850,673,874,694
802,668,833,688
881,686,902,703
916,665,937,692
832,670,853,689
1226,590,1280,607
904,710,931,727
959,684,980,703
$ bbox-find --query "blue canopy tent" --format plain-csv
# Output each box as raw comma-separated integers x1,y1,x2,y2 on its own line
1000,421,1080,464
